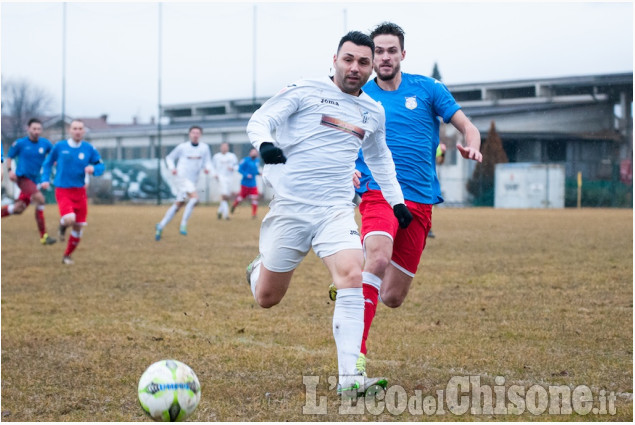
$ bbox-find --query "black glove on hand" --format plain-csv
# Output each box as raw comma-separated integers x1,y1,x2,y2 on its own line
259,142,287,164
393,203,413,229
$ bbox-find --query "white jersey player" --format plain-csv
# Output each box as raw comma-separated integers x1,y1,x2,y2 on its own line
244,31,413,399
155,126,213,240
212,142,238,220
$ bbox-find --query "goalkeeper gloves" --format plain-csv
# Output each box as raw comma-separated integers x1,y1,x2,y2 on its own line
259,142,287,164
393,203,413,229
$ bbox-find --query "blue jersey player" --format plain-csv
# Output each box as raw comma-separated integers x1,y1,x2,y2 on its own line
41,119,105,264
331,22,483,376
1,118,57,245
231,148,261,218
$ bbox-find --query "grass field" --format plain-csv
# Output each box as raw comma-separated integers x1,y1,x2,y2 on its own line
1,204,632,421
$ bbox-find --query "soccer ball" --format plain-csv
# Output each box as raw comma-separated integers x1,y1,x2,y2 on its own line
138,360,201,422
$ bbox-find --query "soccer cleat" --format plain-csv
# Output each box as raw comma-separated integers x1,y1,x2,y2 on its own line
62,256,74,265
58,224,67,242
230,204,236,214
217,212,222,220
328,282,337,301
245,254,262,286
155,224,162,241
40,233,57,245
179,225,187,236
337,375,388,399
427,229,436,239
355,353,367,377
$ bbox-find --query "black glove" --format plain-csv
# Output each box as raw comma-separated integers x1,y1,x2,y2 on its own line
259,142,287,164
393,203,413,229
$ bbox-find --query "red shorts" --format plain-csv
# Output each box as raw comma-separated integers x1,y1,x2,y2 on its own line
359,189,432,276
55,187,88,224
17,176,38,205
239,185,259,199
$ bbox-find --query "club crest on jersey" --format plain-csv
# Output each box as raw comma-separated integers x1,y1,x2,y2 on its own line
361,110,369,124
405,96,418,110
78,152,85,160
39,147,44,154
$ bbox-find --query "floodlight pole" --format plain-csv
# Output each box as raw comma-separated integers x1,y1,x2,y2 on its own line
61,2,67,140
252,4,257,103
156,2,163,205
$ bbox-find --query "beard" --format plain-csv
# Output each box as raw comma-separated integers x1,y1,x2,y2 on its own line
375,63,401,81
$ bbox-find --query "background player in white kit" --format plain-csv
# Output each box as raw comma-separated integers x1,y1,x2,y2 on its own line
155,126,213,240
212,142,238,220
244,31,413,398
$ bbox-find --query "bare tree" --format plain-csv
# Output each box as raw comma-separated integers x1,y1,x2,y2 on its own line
1,78,54,144
466,121,508,205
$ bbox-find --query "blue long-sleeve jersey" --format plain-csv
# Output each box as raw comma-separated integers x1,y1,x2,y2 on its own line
8,137,53,183
238,156,260,188
41,140,104,188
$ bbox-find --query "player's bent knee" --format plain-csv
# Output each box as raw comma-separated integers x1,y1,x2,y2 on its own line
12,201,27,214
365,254,391,276
61,213,77,226
255,293,282,309
382,294,404,308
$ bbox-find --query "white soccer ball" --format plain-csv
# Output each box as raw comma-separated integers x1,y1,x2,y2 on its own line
138,360,201,422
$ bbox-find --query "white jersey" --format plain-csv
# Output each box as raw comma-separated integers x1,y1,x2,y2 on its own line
212,152,238,179
165,141,213,184
247,76,404,207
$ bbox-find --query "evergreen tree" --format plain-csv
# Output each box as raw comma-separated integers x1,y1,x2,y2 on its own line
431,62,442,81
466,121,508,205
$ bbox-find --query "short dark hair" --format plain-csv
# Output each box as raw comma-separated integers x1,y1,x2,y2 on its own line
189,125,202,133
337,31,374,56
27,118,42,127
370,22,405,51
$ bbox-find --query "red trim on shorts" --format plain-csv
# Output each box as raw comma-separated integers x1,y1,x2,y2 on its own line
359,189,432,275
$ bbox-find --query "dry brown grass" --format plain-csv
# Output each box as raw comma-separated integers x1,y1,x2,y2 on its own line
1,205,632,421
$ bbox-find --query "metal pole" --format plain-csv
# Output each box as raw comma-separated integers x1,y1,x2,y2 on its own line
252,4,257,103
156,2,163,205
61,2,67,140
343,8,347,33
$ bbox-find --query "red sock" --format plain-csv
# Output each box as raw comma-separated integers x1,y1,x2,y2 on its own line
1,205,9,217
64,235,81,257
35,208,46,237
361,283,379,355
251,201,258,216
232,199,240,209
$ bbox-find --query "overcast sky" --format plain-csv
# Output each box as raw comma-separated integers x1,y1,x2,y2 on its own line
1,1,632,123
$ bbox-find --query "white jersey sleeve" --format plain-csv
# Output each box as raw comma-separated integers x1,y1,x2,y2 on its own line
202,144,214,174
246,83,302,151
360,102,404,207
165,144,182,171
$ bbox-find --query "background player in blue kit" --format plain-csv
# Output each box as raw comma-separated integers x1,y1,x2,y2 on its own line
331,22,483,375
41,119,105,264
1,118,56,245
231,148,261,219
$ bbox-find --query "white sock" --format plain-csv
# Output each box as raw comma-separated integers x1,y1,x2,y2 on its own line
180,198,198,227
37,205,45,211
362,271,382,291
7,204,15,215
332,287,364,387
220,200,229,217
159,204,178,228
249,257,262,301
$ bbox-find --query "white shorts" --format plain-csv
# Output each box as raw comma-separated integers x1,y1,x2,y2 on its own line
259,199,362,273
174,177,197,202
217,175,232,197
